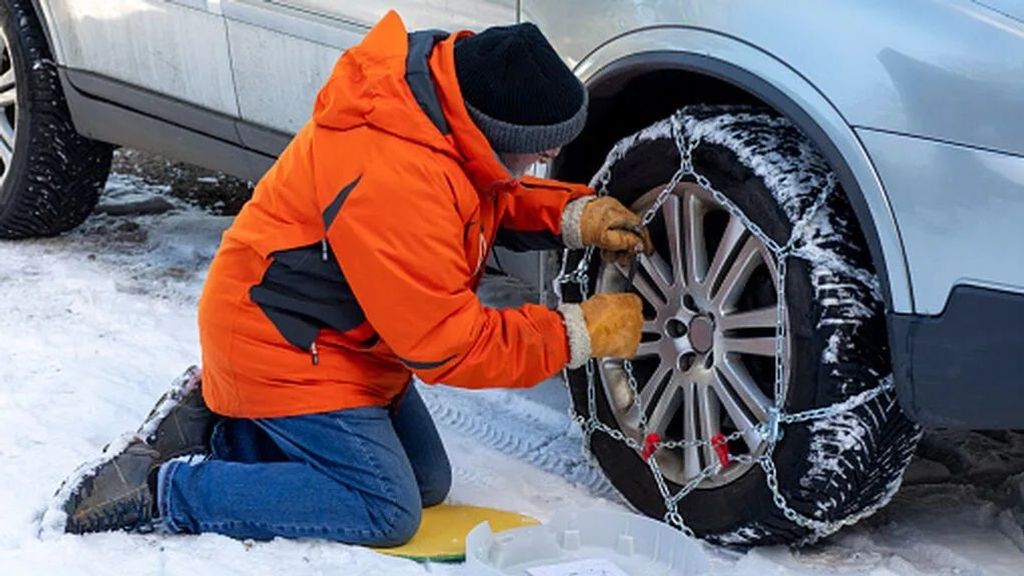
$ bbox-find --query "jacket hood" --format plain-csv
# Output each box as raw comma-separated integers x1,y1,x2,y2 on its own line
313,12,448,150
313,11,513,193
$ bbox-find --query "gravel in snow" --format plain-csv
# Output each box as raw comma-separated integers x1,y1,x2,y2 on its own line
1,157,1024,575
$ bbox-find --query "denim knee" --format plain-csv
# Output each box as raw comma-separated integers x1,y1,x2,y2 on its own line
374,503,422,547
420,463,452,508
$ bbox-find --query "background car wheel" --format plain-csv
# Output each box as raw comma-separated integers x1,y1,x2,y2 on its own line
565,106,922,545
0,0,112,239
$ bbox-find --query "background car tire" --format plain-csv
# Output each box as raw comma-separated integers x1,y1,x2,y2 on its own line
565,106,922,545
0,0,112,239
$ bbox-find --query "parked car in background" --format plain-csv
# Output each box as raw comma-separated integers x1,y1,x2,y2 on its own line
4,0,1022,545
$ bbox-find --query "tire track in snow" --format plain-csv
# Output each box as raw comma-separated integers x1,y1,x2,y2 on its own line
416,381,619,500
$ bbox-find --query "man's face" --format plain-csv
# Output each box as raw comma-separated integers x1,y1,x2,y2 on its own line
498,147,562,178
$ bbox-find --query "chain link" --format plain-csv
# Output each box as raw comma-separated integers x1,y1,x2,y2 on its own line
556,111,897,545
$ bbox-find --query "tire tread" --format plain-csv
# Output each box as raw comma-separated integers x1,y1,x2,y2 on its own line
568,106,922,546
0,0,112,239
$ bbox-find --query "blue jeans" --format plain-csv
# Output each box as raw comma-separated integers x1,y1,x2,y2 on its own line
157,385,451,546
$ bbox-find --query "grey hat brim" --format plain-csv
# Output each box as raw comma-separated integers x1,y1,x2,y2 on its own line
465,91,589,154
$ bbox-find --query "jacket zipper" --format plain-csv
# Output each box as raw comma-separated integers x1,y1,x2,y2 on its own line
315,238,327,364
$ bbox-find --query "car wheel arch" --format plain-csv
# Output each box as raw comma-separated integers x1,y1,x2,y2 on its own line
552,28,914,315
25,1,60,62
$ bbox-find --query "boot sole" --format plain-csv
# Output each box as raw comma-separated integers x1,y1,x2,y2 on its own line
65,485,153,534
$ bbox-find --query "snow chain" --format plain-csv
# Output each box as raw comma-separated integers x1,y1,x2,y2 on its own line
554,112,897,546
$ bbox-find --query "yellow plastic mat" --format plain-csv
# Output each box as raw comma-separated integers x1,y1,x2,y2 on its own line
374,504,539,562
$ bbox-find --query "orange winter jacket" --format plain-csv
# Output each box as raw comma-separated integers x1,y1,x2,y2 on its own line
198,11,593,418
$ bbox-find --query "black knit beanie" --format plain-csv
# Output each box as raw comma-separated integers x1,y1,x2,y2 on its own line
454,22,588,154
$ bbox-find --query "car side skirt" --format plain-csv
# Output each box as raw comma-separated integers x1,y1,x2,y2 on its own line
58,67,287,183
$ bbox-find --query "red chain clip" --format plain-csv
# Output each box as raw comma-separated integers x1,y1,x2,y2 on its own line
641,432,661,462
711,433,730,468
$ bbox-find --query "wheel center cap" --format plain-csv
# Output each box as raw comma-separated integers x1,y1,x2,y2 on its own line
689,316,714,354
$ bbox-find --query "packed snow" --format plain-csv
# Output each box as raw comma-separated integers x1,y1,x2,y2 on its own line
1,158,1024,574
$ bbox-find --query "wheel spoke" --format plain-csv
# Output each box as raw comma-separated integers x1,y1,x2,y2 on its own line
0,137,10,168
635,339,661,358
713,369,764,451
711,236,762,311
662,194,685,285
616,260,666,306
645,370,681,438
639,252,673,297
717,355,772,422
632,270,666,307
721,335,778,357
683,192,706,287
681,379,701,479
704,214,748,301
641,320,660,335
0,68,14,92
639,361,672,414
0,87,15,107
718,305,779,332
602,366,636,411
696,383,722,469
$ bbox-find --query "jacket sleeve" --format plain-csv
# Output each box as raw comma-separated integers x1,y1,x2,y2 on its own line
328,169,572,389
494,176,594,252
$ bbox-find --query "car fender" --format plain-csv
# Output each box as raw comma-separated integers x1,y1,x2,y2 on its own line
571,26,914,314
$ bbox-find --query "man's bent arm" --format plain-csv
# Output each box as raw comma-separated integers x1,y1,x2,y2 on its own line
330,170,571,389
493,176,593,252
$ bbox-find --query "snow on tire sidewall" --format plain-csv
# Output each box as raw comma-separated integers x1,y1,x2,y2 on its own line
581,105,921,545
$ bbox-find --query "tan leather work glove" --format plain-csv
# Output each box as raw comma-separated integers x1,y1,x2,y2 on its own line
558,293,643,369
562,196,654,266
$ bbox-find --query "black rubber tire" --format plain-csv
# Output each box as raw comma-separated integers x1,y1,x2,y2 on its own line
0,0,112,239
565,106,922,546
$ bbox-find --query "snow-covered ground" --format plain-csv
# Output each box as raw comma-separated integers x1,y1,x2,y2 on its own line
2,161,1024,575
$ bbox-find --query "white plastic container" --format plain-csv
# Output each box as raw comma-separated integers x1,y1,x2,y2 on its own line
465,508,710,575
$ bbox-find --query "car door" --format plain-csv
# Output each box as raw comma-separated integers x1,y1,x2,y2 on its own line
276,0,517,30
40,0,237,117
220,0,516,155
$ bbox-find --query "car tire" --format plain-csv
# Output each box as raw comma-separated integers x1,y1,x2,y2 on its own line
0,0,112,239
564,106,922,545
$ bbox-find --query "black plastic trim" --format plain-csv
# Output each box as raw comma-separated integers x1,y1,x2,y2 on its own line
891,285,1024,428
236,122,292,158
558,51,898,313
58,67,284,182
64,69,240,143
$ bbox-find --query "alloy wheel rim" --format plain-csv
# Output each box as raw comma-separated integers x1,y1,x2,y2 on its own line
0,27,16,185
595,183,788,488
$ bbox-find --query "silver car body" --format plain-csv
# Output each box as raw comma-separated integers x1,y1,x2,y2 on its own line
28,0,1024,424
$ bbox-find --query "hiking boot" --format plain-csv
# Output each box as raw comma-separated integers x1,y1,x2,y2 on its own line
138,366,219,463
63,441,160,534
